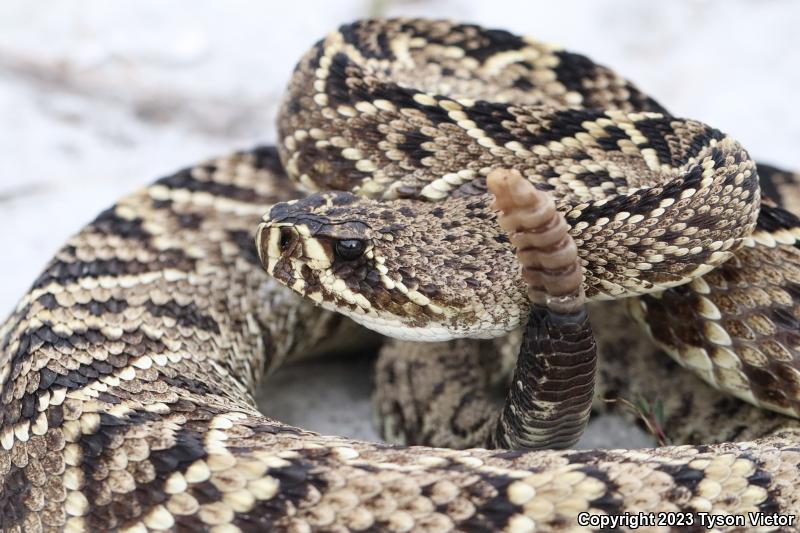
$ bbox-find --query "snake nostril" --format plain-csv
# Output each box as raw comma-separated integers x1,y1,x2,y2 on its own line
278,227,297,255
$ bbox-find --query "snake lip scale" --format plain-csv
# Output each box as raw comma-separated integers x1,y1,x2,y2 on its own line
4,17,800,533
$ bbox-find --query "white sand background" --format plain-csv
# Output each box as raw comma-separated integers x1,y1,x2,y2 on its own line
2,0,798,446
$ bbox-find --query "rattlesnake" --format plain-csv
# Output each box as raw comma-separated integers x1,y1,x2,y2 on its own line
3,18,800,532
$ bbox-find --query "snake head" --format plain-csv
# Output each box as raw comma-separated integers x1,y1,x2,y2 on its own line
258,191,528,340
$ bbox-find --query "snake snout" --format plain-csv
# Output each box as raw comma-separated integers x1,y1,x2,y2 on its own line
256,223,300,273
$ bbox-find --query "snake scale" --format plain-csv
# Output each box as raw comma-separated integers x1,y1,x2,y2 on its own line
3,17,800,532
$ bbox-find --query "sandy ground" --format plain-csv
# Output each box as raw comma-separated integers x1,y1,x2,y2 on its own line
2,0,798,446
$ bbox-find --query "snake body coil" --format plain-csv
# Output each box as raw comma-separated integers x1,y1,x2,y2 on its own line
3,18,800,533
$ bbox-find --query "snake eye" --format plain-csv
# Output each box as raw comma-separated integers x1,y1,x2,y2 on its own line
334,239,366,261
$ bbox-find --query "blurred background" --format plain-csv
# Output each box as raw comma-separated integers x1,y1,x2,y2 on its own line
1,0,798,445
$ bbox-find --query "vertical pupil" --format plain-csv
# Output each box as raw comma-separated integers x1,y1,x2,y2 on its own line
336,239,364,259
